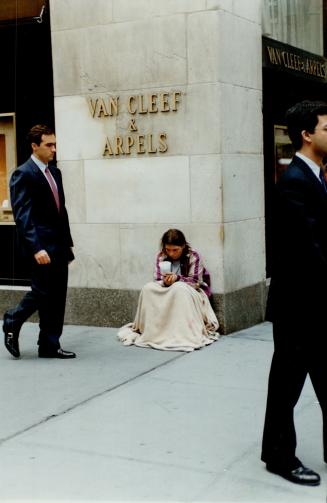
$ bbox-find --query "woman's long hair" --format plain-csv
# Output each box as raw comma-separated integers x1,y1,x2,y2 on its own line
160,229,191,275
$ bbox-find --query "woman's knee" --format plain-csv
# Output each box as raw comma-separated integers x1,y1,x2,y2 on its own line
171,281,192,294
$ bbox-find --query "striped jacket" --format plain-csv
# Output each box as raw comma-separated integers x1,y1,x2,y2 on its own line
154,248,212,297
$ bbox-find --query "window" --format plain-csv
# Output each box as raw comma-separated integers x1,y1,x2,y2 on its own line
0,0,45,23
0,114,16,223
273,125,293,183
262,0,324,56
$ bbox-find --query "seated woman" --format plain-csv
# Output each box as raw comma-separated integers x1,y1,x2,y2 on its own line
118,229,219,351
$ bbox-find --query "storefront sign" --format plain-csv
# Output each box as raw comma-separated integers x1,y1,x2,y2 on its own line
86,91,182,156
262,37,327,82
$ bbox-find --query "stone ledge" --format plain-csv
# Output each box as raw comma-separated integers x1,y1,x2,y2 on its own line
0,282,268,335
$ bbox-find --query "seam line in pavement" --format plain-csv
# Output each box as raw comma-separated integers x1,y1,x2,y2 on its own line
17,440,220,476
0,352,186,446
232,335,272,342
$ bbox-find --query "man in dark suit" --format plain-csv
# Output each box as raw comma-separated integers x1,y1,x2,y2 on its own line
3,124,76,359
261,101,327,486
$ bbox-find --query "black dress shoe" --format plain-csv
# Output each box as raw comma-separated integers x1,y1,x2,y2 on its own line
4,330,20,358
266,463,321,486
38,348,76,359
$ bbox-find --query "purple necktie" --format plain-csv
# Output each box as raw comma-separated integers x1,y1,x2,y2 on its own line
319,169,327,194
45,167,60,211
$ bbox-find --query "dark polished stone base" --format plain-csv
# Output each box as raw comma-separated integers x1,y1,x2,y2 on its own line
212,281,269,334
0,281,268,335
65,287,140,328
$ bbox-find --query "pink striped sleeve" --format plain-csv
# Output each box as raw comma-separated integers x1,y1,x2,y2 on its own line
178,250,203,286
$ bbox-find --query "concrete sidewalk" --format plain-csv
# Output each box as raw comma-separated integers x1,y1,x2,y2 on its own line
0,321,325,503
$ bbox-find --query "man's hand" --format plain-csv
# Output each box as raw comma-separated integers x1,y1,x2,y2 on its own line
34,250,51,265
163,273,177,286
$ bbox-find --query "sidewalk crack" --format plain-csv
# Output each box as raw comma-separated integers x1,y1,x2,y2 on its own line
0,352,185,446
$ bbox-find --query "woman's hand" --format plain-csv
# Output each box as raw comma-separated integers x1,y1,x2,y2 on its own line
163,273,177,286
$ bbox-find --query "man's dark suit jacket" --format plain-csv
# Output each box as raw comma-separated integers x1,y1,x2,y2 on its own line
9,157,74,263
266,155,327,332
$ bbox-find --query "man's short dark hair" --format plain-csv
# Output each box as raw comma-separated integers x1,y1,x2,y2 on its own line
286,100,327,150
26,125,54,146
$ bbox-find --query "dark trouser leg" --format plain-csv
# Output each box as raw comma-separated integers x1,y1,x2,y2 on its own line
3,290,39,334
3,258,43,334
261,324,307,468
37,259,68,352
308,349,327,463
4,259,68,352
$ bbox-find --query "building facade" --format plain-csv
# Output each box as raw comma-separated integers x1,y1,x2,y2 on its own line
0,0,326,333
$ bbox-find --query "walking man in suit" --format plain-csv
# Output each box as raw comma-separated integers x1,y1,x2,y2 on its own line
3,124,76,359
261,101,327,486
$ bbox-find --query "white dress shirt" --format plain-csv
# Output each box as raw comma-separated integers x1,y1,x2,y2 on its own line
31,154,58,190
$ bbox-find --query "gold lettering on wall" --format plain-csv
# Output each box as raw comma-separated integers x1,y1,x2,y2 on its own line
87,96,120,117
101,133,170,156
148,94,158,113
87,90,183,156
137,135,146,154
126,136,134,154
103,138,113,156
108,96,119,116
172,91,181,111
158,133,168,153
87,97,98,118
128,96,137,114
97,98,109,117
147,134,157,153
128,119,138,132
114,136,124,155
138,95,147,114
160,93,170,112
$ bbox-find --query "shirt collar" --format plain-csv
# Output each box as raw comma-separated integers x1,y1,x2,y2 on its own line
295,152,321,180
31,154,47,173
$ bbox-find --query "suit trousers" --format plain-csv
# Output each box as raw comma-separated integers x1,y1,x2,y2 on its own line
4,257,68,351
261,321,327,467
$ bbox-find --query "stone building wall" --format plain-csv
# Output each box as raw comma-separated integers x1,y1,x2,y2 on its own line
49,0,265,333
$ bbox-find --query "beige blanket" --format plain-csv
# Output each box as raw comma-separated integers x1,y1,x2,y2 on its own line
118,281,220,352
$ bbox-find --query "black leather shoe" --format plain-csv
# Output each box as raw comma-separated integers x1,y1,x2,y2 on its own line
38,348,76,359
266,463,321,486
4,330,20,358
